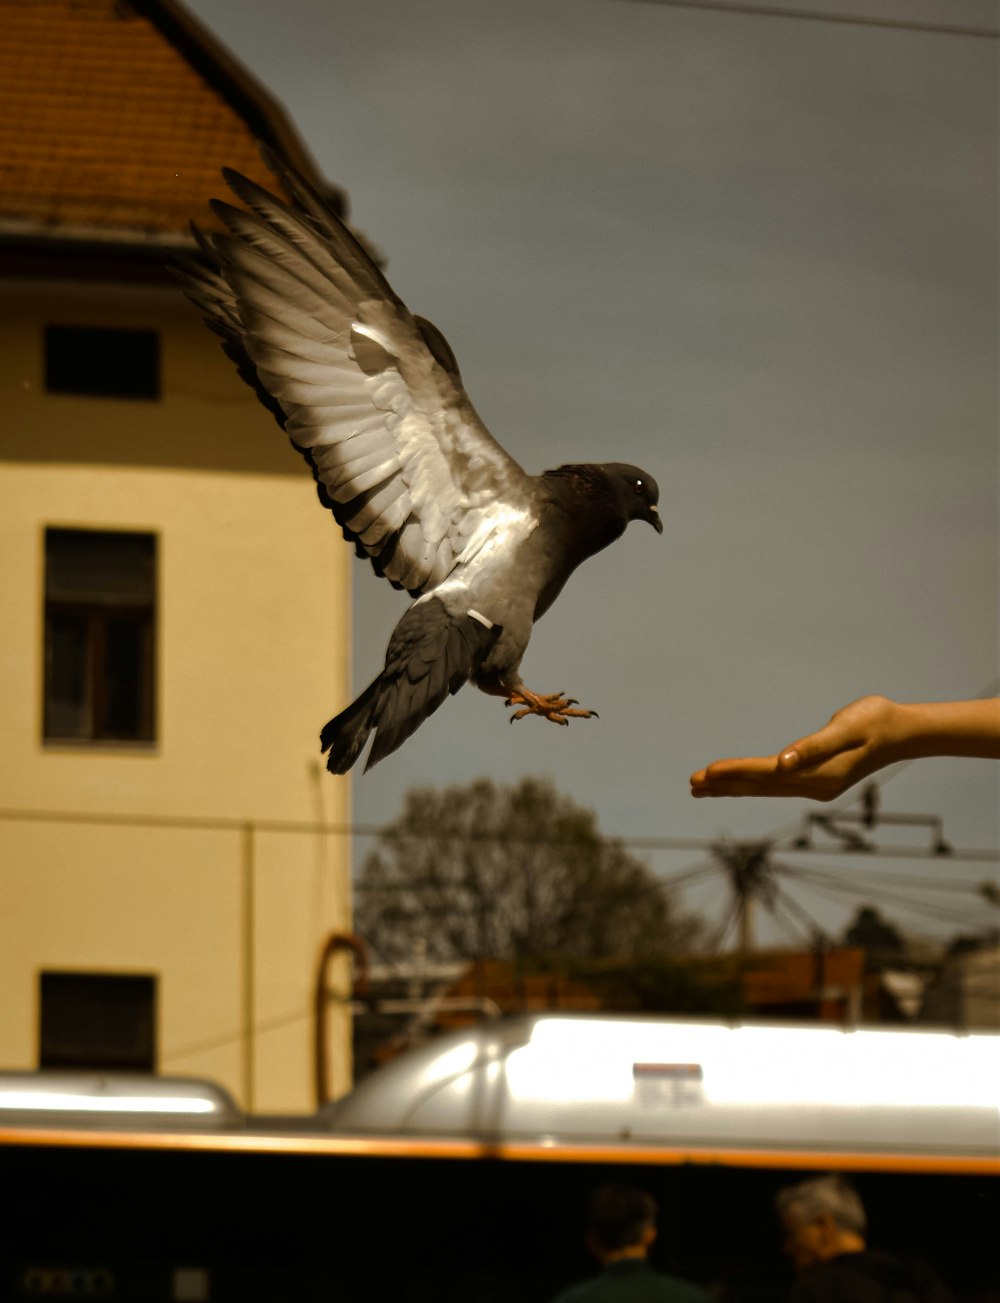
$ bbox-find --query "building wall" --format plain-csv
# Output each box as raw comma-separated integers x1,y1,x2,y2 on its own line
0,276,355,1112
921,946,1000,1031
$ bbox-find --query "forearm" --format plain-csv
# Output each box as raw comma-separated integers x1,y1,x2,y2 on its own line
893,699,1000,761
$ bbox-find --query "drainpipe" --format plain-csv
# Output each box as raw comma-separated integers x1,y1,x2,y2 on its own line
314,932,368,1108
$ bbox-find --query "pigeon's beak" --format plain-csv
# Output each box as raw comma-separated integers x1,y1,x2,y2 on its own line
648,505,664,534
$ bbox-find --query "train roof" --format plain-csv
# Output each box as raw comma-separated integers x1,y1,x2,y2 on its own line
321,1014,1000,1159
0,1069,241,1129
2,1018,997,1170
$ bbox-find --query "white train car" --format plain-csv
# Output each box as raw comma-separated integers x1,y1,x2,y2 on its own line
1,1018,996,1302
322,1015,1000,1165
0,1068,242,1131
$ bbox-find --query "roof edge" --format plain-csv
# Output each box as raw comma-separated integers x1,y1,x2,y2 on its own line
127,0,346,218
0,234,193,285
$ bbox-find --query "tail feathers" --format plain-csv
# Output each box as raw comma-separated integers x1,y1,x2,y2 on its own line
320,601,502,774
320,677,381,774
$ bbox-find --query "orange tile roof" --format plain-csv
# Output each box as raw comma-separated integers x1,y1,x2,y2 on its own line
0,0,330,242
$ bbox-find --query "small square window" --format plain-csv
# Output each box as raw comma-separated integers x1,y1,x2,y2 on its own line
39,971,157,1072
44,325,160,400
43,528,157,744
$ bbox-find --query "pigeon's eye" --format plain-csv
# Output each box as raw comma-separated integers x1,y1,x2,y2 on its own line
634,479,644,495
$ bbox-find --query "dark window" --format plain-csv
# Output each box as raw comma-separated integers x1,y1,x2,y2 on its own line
43,528,157,744
44,325,160,400
39,971,157,1072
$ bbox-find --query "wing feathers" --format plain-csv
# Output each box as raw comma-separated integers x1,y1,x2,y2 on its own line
324,452,401,497
358,496,411,548
250,147,397,301
244,344,350,387
220,274,337,343
180,151,535,599
344,478,408,534
213,191,357,283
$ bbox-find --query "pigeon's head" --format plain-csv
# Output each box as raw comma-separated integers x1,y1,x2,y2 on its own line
604,463,664,534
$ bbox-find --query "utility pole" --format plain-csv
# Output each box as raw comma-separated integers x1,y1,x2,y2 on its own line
712,839,776,956
739,891,755,956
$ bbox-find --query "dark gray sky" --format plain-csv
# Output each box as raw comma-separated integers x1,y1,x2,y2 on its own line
185,0,998,943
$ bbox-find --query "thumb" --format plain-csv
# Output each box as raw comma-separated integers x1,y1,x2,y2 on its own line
778,719,850,772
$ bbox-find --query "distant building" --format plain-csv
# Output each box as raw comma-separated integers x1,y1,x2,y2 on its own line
0,0,354,1111
350,949,873,1077
920,940,1000,1031
351,958,605,1078
737,946,865,1021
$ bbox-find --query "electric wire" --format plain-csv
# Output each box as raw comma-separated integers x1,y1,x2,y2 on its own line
770,879,830,940
165,1004,313,1064
776,866,991,931
1,806,997,863
777,866,992,928
778,859,993,914
624,0,999,40
786,867,996,893
765,889,812,946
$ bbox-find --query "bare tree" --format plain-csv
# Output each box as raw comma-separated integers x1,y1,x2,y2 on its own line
355,777,703,964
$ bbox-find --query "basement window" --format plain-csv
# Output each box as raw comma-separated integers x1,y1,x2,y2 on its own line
39,971,157,1072
44,324,160,400
43,528,157,745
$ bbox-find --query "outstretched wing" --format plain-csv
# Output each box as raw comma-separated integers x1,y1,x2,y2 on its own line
177,148,533,596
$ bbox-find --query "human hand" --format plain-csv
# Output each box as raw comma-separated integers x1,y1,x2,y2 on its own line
689,695,906,801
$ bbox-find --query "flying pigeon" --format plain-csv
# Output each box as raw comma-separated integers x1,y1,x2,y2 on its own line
177,148,663,773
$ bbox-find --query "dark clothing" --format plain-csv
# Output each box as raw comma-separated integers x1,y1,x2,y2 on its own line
553,1258,713,1303
791,1252,956,1303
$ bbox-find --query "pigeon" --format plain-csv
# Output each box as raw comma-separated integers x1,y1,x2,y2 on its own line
177,148,663,773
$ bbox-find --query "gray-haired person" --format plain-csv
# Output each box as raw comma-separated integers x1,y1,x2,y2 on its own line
776,1176,955,1303
551,1184,711,1303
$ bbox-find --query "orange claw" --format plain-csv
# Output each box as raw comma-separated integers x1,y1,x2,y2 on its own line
505,688,599,726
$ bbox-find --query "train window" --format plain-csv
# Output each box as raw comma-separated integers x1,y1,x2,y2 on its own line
39,971,157,1071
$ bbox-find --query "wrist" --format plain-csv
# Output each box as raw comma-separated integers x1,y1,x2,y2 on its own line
889,698,1000,760
887,699,927,761
843,695,914,764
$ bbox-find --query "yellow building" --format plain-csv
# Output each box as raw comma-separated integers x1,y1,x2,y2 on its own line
0,0,354,1111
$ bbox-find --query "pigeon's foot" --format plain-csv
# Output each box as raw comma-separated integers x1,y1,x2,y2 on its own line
505,688,598,726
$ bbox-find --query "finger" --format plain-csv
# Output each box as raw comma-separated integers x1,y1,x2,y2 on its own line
692,779,810,798
691,780,763,797
690,755,781,784
690,758,784,798
690,750,849,799
777,733,831,771
692,775,843,799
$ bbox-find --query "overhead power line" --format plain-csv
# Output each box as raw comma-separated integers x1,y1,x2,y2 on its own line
771,881,829,939
766,888,816,945
628,0,999,39
2,805,998,863
777,863,991,930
